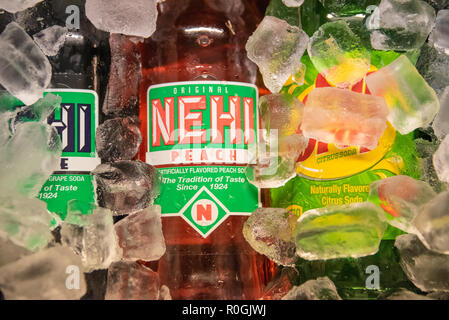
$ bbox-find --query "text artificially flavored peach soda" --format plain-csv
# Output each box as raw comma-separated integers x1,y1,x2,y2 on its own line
137,0,275,300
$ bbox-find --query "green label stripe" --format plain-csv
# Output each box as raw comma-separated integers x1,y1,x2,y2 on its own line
147,81,260,238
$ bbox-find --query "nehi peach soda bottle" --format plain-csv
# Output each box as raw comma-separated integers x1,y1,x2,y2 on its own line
138,0,274,299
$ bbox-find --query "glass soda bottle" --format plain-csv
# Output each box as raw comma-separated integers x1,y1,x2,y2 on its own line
14,0,110,222
138,0,274,299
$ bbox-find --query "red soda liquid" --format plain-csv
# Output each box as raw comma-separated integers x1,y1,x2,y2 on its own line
137,0,274,299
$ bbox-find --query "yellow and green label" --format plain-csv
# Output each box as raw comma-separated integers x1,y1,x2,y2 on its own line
272,58,420,240
146,81,260,238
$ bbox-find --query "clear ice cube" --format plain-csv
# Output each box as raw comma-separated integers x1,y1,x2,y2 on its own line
96,117,142,162
0,121,61,197
282,0,304,7
243,208,297,266
366,55,440,135
416,42,449,97
0,0,43,13
369,175,436,233
395,233,449,292
282,277,342,300
295,202,387,260
0,195,53,252
433,87,449,139
61,201,122,272
308,20,371,88
366,0,436,51
433,134,449,184
0,237,32,268
246,16,309,93
413,191,449,255
115,205,166,262
0,22,51,105
302,87,389,149
85,0,158,38
105,261,164,300
0,245,86,300
33,25,68,57
102,34,141,117
92,160,162,215
246,93,308,188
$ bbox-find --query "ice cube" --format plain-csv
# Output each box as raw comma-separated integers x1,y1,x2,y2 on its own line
427,291,449,300
429,10,449,55
61,201,122,272
433,135,449,184
385,288,434,300
0,122,61,197
413,191,449,255
424,0,449,10
33,25,68,57
366,55,440,135
245,93,308,188
0,245,86,300
259,94,306,155
395,233,449,292
302,87,389,149
368,175,436,233
245,149,303,189
0,106,14,146
282,277,342,300
0,237,32,268
366,0,436,51
14,93,61,124
102,34,141,117
433,87,449,140
307,20,371,88
246,16,309,93
0,22,51,105
96,117,142,162
415,138,447,193
105,261,164,300
0,0,43,13
115,205,166,262
260,268,295,300
159,285,172,300
282,0,304,7
243,208,297,266
335,16,372,50
319,0,380,16
292,63,306,86
416,43,449,97
265,0,301,27
0,195,53,252
85,0,158,38
295,202,387,260
92,160,162,215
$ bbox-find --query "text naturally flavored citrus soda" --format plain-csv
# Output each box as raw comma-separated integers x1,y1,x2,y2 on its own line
137,0,274,300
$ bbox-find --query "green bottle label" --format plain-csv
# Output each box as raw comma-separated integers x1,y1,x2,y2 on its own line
146,81,259,238
38,89,100,220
